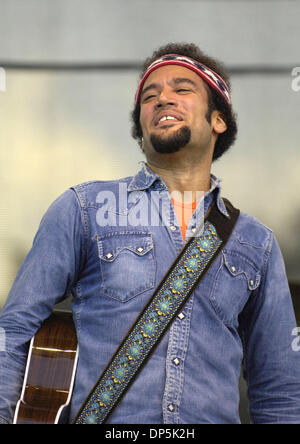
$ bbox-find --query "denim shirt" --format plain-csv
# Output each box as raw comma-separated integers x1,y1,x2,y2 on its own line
1,162,300,424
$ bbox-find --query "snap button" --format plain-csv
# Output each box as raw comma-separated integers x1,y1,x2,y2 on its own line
178,312,185,320
170,226,177,231
137,247,144,253
106,253,113,259
231,266,236,272
250,280,254,286
168,404,175,412
173,358,180,366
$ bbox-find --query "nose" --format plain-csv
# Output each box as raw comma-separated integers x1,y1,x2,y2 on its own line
155,89,177,109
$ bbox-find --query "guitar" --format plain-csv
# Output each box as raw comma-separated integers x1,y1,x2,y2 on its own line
13,311,78,424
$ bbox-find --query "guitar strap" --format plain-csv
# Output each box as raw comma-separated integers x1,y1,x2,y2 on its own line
73,198,240,424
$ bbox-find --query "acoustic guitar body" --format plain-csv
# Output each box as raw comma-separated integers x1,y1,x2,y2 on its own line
13,311,78,424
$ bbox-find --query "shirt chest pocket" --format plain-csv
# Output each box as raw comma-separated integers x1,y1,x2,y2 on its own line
209,251,261,324
97,232,156,302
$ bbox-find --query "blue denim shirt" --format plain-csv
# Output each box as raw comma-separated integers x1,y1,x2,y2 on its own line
1,162,300,424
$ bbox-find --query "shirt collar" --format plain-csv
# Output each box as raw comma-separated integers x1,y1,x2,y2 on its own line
128,162,162,192
128,161,229,218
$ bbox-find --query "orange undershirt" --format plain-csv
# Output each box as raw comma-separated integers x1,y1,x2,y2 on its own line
171,198,199,242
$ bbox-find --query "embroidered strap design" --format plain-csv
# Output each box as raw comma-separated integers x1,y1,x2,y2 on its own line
74,201,239,424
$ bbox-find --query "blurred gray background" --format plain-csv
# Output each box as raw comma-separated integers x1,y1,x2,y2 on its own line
0,0,299,424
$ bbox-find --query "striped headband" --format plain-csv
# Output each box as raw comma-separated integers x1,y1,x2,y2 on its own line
135,54,231,106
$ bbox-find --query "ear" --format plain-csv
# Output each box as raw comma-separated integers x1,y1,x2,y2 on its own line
211,110,227,135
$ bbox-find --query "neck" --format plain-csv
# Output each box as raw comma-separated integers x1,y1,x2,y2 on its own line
146,156,211,201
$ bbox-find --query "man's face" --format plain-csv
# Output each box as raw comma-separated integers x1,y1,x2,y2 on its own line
139,64,215,158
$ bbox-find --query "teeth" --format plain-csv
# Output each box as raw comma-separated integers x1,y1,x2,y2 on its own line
159,116,178,123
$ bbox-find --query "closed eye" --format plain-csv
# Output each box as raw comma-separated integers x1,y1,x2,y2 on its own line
143,94,157,102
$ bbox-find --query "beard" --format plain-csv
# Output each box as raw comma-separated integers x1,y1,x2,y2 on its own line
150,125,191,154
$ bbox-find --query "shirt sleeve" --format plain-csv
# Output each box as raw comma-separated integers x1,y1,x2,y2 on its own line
240,233,300,424
0,188,86,423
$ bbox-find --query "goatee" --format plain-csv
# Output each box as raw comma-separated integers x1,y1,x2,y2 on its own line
150,126,191,154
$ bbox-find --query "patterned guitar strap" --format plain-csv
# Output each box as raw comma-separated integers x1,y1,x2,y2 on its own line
73,198,240,424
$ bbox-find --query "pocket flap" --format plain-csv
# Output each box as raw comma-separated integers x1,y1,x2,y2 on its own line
98,232,154,262
223,251,261,290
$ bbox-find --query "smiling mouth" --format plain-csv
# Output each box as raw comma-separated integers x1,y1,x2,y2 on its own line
155,115,183,127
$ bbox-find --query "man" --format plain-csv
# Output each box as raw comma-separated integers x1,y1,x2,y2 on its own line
0,42,300,424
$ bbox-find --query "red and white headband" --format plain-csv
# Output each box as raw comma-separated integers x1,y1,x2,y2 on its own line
135,54,231,106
